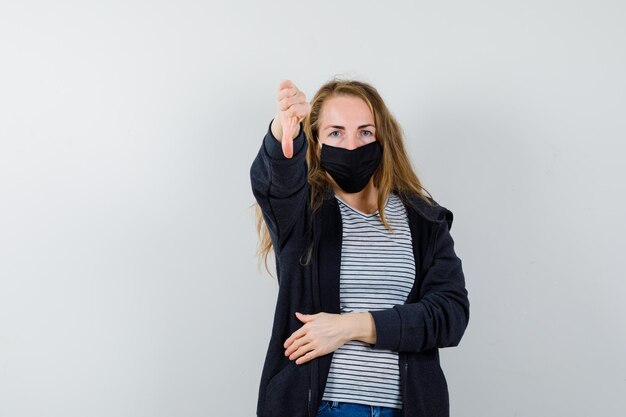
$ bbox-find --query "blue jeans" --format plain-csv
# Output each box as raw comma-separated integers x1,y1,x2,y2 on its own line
315,400,402,417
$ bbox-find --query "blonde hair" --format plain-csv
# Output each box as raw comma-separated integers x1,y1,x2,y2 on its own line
253,77,434,276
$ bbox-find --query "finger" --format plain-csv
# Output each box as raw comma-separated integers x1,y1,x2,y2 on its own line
282,102,309,119
285,334,304,356
277,87,301,104
276,80,296,101
288,340,311,359
295,311,312,323
295,347,315,365
284,323,304,349
277,90,304,111
289,102,311,123
278,79,294,92
281,116,296,158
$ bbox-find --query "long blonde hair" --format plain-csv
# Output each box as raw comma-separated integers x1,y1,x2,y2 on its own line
253,77,434,276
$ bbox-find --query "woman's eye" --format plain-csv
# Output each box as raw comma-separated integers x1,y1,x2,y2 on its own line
328,130,374,138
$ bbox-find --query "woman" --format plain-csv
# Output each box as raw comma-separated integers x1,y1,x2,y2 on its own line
250,78,469,417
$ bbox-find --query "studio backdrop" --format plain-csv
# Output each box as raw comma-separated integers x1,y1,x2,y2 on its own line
1,1,625,416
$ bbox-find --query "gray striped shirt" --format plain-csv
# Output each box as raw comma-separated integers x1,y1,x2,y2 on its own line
321,193,415,409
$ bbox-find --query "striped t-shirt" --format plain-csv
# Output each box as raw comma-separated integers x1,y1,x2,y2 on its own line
321,192,415,410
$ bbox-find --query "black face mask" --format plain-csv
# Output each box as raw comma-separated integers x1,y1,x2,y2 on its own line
320,140,383,193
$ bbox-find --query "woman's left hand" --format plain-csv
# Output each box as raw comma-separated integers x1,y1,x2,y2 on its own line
283,312,350,365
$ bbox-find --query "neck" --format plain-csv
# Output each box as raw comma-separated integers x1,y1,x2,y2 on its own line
330,177,379,215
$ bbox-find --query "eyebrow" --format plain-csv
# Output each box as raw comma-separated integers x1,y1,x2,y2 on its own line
324,124,376,130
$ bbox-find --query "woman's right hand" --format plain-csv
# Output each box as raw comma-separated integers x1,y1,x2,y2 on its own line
271,79,311,158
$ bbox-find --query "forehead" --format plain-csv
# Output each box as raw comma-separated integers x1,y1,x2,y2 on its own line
319,95,374,126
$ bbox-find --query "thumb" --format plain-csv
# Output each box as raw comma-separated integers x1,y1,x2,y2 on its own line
281,116,296,159
295,311,311,322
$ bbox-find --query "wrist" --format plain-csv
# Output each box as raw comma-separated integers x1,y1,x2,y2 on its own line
344,312,376,345
270,116,282,142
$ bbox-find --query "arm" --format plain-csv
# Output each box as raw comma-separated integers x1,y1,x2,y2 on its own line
344,312,377,345
270,111,301,143
250,118,309,250
367,219,470,352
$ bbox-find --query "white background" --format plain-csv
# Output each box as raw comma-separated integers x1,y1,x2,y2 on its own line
1,1,625,416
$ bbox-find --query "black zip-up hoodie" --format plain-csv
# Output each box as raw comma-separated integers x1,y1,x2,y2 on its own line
250,120,470,417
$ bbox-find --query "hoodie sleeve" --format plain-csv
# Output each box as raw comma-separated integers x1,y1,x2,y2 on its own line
368,215,470,352
250,118,309,251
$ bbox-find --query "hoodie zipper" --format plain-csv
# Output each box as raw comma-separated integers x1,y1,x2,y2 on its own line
399,219,438,417
401,355,407,417
309,213,322,417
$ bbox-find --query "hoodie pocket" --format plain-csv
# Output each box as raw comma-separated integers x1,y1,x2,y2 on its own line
263,360,310,417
